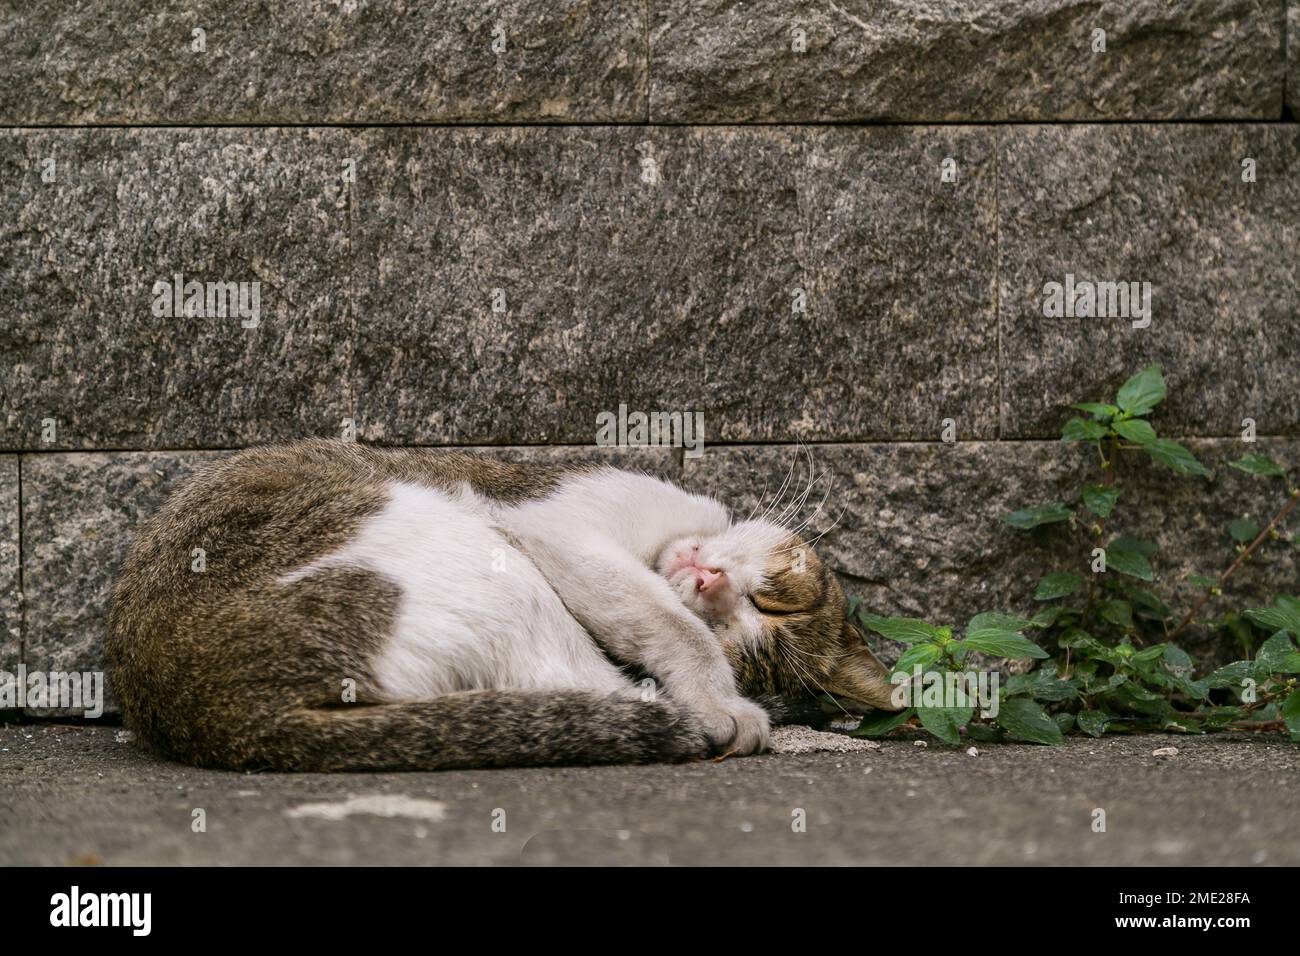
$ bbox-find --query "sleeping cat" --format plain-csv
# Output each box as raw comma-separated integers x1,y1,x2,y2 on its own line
107,440,897,771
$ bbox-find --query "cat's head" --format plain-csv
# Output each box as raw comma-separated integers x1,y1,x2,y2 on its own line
655,520,899,713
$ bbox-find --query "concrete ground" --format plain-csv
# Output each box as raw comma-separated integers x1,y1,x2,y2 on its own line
2,723,1297,866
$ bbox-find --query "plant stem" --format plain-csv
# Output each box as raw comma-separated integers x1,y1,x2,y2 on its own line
1083,435,1120,625
1168,488,1300,642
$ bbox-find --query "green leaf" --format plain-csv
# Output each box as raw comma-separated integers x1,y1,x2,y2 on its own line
1060,630,1125,666
1006,669,1079,703
851,708,914,738
1002,503,1074,530
890,642,944,677
1229,518,1259,543
1002,673,1030,696
1115,365,1167,416
1144,439,1209,476
1129,588,1173,622
1170,675,1210,701
1255,630,1300,674
1113,418,1157,445
1188,574,1219,588
995,697,1064,745
1028,606,1065,629
1202,706,1248,729
1071,402,1119,420
963,629,1050,660
965,723,1001,742
916,700,974,745
858,614,944,645
1228,452,1286,478
1284,690,1300,743
1112,536,1158,556
1099,599,1133,628
1034,571,1083,600
1163,716,1203,734
1081,485,1120,518
1061,417,1110,443
1161,644,1194,677
1244,604,1300,638
1076,710,1110,737
968,612,1030,633
1105,544,1154,581
1133,644,1168,664
1204,660,1255,691
1112,681,1174,717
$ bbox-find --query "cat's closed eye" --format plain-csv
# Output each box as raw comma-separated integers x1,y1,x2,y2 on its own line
748,593,799,616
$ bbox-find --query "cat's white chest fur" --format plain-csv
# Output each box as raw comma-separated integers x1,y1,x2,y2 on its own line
282,481,631,700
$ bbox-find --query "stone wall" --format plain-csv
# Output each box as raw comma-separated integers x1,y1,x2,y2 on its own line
3,2,1298,714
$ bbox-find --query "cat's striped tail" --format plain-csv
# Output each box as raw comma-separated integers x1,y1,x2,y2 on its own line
192,690,713,772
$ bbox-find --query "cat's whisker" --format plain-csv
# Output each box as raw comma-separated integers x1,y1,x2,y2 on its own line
769,443,817,530
778,642,853,720
742,474,773,524
781,470,833,540
771,499,850,556
755,444,803,528
781,642,855,665
803,501,851,548
777,642,821,702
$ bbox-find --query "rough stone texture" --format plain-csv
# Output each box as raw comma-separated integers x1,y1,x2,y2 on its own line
0,458,18,671
17,445,677,715
1,129,351,450
0,1,646,124
3,725,1297,865
1291,2,1300,116
682,440,1300,666
650,0,1286,122
353,126,998,444
19,452,223,715
999,124,1300,438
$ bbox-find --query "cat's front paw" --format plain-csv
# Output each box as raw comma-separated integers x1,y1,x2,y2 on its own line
693,696,770,756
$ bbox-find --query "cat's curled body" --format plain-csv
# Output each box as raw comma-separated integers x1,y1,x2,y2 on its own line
108,440,897,771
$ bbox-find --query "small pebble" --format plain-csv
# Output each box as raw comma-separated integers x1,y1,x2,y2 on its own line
966,746,979,756
1153,747,1180,758
913,740,928,748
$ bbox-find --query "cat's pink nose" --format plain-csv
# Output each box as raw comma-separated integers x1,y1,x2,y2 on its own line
694,567,724,592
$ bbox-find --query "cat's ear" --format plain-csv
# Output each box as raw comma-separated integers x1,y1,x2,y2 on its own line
826,620,902,711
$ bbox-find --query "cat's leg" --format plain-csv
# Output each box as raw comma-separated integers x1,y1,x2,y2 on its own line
525,541,770,755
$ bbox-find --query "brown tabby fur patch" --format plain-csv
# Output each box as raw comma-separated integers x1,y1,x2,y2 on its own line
725,534,896,720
